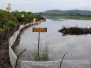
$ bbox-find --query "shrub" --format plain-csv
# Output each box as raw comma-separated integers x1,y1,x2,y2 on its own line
6,20,19,28
0,28,4,34
34,45,49,61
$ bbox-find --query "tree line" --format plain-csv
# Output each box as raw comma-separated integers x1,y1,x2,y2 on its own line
43,13,91,17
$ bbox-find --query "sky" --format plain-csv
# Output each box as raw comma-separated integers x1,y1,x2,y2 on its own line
0,0,91,13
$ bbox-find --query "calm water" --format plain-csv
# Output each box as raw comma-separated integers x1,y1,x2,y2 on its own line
15,18,91,60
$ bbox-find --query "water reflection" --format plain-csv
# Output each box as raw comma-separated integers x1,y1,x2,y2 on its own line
14,18,91,60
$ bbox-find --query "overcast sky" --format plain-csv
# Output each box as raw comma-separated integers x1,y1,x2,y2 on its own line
0,0,91,12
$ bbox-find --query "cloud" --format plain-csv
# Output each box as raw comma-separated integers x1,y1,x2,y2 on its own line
0,0,91,12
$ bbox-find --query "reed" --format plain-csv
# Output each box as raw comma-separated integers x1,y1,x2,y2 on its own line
34,44,49,61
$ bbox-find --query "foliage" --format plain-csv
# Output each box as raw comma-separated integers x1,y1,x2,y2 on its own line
0,9,42,34
6,20,19,28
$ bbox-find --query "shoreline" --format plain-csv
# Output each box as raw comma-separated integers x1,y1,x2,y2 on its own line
43,15,91,20
0,18,46,68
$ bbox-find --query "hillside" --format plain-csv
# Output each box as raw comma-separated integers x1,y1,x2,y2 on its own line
42,9,91,15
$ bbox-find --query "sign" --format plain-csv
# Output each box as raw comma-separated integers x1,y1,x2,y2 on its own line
32,28,47,32
32,27,47,56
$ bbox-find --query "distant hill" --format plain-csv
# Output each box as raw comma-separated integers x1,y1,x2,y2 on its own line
42,9,91,15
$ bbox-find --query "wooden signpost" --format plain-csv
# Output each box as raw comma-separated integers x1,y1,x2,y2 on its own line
32,27,47,58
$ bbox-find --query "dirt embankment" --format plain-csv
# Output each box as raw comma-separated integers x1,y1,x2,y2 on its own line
0,26,19,68
58,27,91,35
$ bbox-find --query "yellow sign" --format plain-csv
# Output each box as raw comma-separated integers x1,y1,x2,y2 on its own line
32,28,47,32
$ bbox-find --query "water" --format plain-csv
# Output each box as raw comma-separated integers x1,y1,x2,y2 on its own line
14,18,91,61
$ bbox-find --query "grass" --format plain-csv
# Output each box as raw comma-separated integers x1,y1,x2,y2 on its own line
34,45,49,61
